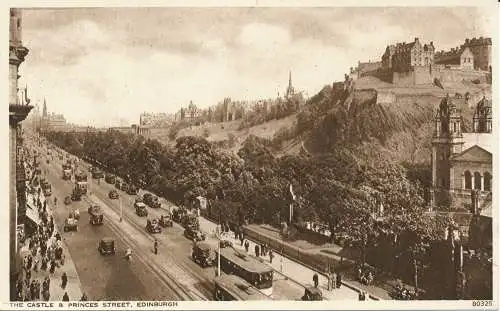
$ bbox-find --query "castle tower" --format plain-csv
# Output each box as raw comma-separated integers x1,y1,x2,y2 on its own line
431,94,464,209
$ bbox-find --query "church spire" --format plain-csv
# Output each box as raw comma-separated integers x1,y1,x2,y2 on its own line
42,97,47,117
288,70,292,90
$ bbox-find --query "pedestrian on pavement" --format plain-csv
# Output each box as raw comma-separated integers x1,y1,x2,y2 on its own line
154,239,158,255
255,244,260,257
332,271,337,291
61,272,68,289
269,249,274,264
260,243,266,256
313,273,319,288
327,270,332,290
36,280,41,300
244,240,249,252
358,291,366,301
50,260,56,274
336,272,342,288
80,293,88,301
240,235,244,246
62,292,69,301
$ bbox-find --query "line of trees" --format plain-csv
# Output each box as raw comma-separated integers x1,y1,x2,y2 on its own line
45,130,453,289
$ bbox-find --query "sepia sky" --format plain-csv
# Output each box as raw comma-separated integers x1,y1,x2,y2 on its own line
19,7,493,127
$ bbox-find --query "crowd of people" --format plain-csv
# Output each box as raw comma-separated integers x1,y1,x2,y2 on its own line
15,189,70,301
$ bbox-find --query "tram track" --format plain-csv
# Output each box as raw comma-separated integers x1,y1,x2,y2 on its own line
46,157,213,300
43,158,201,301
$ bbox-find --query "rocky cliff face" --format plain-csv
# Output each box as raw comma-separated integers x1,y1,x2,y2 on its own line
303,82,486,165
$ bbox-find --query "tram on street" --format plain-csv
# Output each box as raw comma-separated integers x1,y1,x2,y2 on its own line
213,274,273,301
216,247,274,296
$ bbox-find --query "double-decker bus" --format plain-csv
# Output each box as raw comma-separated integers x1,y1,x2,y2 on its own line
214,274,272,301
217,247,274,296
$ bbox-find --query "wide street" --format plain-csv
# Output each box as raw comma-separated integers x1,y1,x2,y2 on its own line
37,141,312,301
39,149,195,301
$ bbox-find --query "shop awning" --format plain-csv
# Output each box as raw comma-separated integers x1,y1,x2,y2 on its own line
25,207,41,226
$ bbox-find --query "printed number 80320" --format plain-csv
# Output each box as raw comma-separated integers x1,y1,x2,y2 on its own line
472,300,492,307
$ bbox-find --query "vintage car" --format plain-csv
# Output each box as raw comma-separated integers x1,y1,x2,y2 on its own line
159,214,173,228
135,196,143,203
146,218,162,233
301,286,323,301
172,208,188,223
219,240,233,249
108,190,119,199
63,217,78,232
105,174,116,184
64,196,72,205
126,185,138,195
88,205,104,225
184,227,206,242
148,195,161,208
69,209,80,220
135,202,148,217
143,193,153,206
98,237,116,255
192,242,215,267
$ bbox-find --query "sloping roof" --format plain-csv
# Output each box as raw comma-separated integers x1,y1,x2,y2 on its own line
462,133,494,154
452,145,492,163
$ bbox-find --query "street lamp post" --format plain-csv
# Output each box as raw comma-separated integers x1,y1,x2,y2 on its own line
119,197,123,222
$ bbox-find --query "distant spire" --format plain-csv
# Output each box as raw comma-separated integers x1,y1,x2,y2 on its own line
42,97,47,117
288,70,292,90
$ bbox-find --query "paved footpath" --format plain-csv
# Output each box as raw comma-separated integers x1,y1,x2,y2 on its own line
20,190,83,301
195,215,368,301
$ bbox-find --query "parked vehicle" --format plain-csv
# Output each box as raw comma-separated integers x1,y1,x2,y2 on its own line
126,185,138,195
184,227,206,242
105,174,116,184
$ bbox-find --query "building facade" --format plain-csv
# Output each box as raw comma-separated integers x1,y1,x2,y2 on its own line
435,47,474,70
387,37,435,73
9,8,33,300
431,94,493,212
462,37,492,71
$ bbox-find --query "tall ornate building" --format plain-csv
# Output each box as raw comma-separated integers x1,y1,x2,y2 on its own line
9,8,32,300
431,94,493,212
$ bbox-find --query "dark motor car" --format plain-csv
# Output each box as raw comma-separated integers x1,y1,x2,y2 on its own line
108,190,119,199
159,214,173,228
301,286,323,301
184,227,206,242
135,202,148,217
88,205,104,225
126,185,138,195
146,218,162,233
105,174,116,184
192,242,214,267
64,196,72,205
98,237,116,255
143,193,153,206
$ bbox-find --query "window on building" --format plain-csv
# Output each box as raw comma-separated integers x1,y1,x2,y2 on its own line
464,171,472,189
474,172,482,190
484,172,492,192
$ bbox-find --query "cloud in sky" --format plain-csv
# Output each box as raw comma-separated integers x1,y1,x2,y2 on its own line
18,6,494,127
